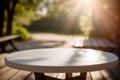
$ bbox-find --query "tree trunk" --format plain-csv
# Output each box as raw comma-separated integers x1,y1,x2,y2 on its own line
0,1,5,37
6,12,14,35
6,0,18,35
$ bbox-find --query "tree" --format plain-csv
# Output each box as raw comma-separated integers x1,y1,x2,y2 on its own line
5,0,18,35
0,0,42,37
0,0,19,36
0,0,5,36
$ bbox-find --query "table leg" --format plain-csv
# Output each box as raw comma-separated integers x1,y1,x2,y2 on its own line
0,42,7,52
34,72,45,80
79,72,87,80
0,46,6,52
65,73,72,79
9,41,19,51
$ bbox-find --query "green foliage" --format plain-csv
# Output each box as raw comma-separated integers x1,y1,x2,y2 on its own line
15,4,25,15
14,10,40,26
18,0,42,10
12,26,30,40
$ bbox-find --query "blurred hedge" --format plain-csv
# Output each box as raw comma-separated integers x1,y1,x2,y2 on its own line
12,26,30,41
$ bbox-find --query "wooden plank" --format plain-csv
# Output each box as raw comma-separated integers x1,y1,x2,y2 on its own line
0,66,10,76
0,53,7,60
66,72,91,80
0,62,6,69
90,71,104,80
72,37,117,50
86,72,92,80
0,54,7,68
102,39,117,48
72,37,85,48
95,38,108,48
26,73,35,80
0,35,19,42
109,61,120,80
26,73,59,80
27,72,90,80
9,71,31,80
0,53,7,57
57,73,65,79
0,69,19,80
90,38,101,48
72,37,93,48
100,70,116,80
83,38,92,48
0,35,19,52
72,72,80,77
45,73,58,79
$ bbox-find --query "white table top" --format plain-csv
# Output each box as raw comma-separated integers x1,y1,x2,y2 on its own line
5,48,119,72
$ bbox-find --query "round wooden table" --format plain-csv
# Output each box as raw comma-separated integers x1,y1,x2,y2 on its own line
5,48,119,80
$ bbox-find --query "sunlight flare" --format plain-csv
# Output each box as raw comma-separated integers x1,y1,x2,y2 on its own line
84,0,93,5
61,0,118,35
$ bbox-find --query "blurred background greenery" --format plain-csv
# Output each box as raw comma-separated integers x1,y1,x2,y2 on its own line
0,0,119,41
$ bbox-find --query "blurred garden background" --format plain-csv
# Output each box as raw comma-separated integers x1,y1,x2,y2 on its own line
0,0,119,41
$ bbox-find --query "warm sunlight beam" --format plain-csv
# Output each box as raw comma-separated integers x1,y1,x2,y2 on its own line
84,0,93,4
61,0,119,35
91,0,118,32
63,0,83,31
62,0,94,32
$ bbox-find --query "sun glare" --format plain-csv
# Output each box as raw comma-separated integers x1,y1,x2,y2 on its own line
62,0,118,35
84,0,93,3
